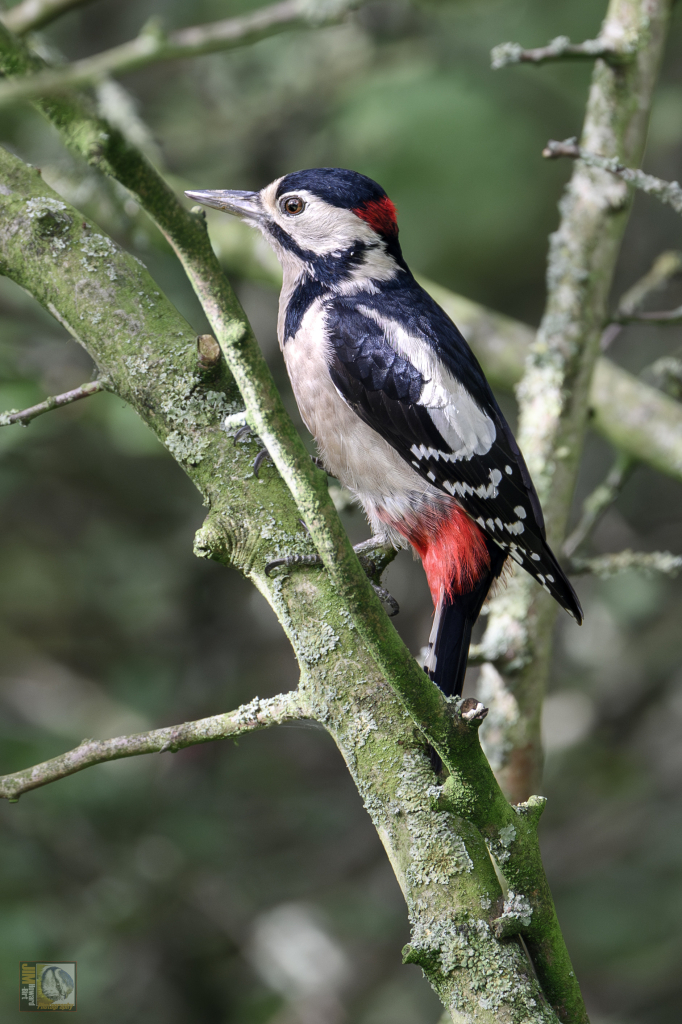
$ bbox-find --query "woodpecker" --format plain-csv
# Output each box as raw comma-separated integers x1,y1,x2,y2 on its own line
186,169,583,697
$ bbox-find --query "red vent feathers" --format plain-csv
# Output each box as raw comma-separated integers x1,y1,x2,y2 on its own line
390,505,490,604
352,196,398,238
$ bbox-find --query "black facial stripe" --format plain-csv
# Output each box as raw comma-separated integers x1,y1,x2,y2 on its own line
284,277,327,341
266,220,380,284
265,221,317,263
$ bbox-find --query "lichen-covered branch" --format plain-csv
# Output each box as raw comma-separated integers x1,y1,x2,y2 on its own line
543,137,682,214
0,142,581,1024
481,0,672,805
571,549,682,577
0,693,304,801
2,0,95,35
563,451,635,556
0,0,363,109
0,379,103,426
491,35,631,70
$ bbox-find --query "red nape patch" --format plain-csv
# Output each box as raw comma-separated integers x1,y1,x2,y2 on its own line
394,506,490,605
352,196,398,238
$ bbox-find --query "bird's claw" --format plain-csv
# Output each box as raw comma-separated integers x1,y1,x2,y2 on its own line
264,535,399,615
265,553,322,577
232,424,251,446
371,582,399,617
253,447,273,477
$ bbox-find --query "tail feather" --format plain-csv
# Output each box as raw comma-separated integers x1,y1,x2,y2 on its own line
425,540,507,697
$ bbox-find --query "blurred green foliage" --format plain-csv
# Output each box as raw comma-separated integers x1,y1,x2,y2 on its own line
0,0,682,1021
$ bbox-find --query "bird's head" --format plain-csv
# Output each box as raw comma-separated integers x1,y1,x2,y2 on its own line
185,167,407,287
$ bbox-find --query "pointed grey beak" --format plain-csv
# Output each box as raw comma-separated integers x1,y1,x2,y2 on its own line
184,189,263,221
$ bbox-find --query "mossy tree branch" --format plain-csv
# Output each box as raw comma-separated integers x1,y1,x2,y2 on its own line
481,0,672,804
0,142,585,1023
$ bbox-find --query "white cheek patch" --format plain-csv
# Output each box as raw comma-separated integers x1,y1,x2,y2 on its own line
260,185,382,256
357,306,496,462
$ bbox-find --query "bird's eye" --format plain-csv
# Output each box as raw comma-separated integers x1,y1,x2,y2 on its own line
282,196,305,215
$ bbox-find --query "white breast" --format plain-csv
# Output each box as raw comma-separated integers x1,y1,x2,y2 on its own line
281,296,441,537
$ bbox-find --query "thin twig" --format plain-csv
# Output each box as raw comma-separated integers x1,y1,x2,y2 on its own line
617,250,682,317
571,549,682,578
543,137,682,215
0,379,103,427
0,0,363,109
491,35,633,70
0,692,305,801
563,451,635,557
601,250,682,347
2,0,97,36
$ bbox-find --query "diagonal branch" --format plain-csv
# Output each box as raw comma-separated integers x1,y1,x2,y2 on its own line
0,379,103,426
0,692,306,801
571,549,682,577
480,0,672,806
563,451,635,557
0,151,568,1024
616,250,682,318
491,35,633,70
2,0,98,36
0,0,363,110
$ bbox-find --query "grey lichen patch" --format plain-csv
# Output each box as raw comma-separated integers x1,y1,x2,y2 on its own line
487,822,516,865
165,430,211,466
25,196,67,219
258,514,316,566
408,911,550,1021
342,707,378,748
496,891,533,931
292,619,340,666
159,370,238,432
123,354,152,377
397,751,474,887
78,232,120,281
25,196,72,254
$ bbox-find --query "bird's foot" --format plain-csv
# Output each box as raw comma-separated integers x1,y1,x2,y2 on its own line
229,422,272,477
265,536,399,616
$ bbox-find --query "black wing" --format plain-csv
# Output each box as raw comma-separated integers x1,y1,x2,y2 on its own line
325,283,583,622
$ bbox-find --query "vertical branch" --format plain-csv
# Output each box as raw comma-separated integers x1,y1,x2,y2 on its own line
481,0,672,802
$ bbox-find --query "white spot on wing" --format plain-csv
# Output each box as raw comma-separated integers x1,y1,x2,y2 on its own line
514,505,527,519
531,553,540,561
505,465,513,475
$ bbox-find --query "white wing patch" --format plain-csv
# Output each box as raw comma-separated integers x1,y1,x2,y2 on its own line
357,305,496,461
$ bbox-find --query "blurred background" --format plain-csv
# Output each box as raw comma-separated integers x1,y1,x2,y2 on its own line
0,0,681,1021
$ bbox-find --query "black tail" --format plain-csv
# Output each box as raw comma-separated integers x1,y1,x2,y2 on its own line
424,539,507,698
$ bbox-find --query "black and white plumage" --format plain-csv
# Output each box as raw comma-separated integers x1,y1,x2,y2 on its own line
186,168,582,697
